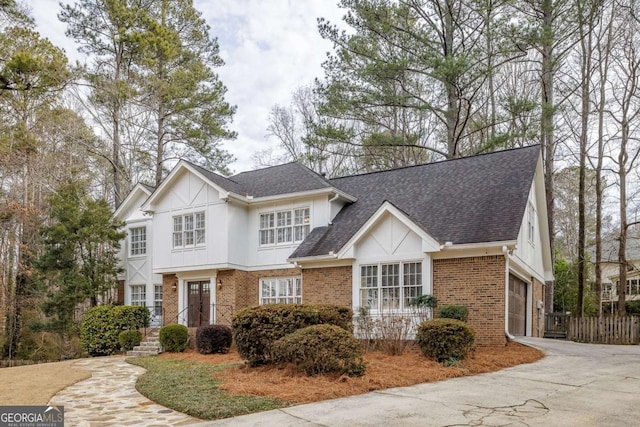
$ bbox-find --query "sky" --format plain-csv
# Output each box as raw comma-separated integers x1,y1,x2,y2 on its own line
27,0,346,173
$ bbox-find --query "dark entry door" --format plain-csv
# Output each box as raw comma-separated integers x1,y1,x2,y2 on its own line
188,281,210,327
508,274,527,336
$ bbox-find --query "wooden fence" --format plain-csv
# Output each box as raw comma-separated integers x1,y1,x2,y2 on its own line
567,316,640,345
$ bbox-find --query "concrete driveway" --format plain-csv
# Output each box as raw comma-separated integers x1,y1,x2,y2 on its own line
193,338,640,427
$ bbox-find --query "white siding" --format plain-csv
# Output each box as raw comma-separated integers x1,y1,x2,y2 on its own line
512,178,545,282
246,195,330,268
151,169,229,271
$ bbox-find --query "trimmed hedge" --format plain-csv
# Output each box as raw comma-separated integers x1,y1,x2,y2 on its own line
159,324,189,352
416,318,475,364
232,304,353,366
271,324,365,377
437,304,469,322
196,325,232,354
118,330,142,351
80,305,150,356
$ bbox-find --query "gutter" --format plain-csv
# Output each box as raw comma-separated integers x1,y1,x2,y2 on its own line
503,245,515,341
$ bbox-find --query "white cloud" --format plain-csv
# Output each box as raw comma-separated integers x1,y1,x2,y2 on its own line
28,0,346,173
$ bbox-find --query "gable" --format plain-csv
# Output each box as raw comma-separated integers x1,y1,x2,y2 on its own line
355,213,424,260
114,185,152,222
150,167,222,211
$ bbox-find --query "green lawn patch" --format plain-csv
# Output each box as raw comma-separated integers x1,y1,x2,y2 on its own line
127,357,287,420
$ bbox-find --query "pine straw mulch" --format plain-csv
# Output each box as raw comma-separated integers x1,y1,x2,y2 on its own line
160,342,543,405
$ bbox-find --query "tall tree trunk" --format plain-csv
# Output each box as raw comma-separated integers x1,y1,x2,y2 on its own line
617,122,628,315
594,3,614,316
540,0,556,312
444,0,459,158
576,0,595,317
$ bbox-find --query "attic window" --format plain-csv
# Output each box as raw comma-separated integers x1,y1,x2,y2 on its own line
527,201,535,245
259,208,310,246
129,226,146,256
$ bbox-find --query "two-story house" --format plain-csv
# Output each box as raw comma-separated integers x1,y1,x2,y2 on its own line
116,145,553,345
599,238,640,313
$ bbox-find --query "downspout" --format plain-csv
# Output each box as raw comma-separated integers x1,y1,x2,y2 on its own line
503,245,515,341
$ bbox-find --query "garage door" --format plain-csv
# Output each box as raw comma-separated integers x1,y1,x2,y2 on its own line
508,274,527,336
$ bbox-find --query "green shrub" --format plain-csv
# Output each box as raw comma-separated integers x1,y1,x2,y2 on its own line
232,304,353,366
416,318,475,364
626,301,640,315
437,304,469,322
271,324,366,377
80,305,150,356
118,330,142,351
196,325,232,354
159,324,189,352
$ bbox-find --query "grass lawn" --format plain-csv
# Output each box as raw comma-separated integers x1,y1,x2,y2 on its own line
128,342,543,421
128,357,286,419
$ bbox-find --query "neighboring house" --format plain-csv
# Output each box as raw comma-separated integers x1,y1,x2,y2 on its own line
117,145,553,345
598,237,640,313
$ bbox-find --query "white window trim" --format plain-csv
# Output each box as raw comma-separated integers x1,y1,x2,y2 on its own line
259,207,310,247
172,211,206,249
527,201,535,246
129,226,147,257
130,284,146,307
358,260,424,312
259,276,302,305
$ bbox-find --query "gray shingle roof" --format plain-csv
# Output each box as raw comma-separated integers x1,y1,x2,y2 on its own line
290,145,541,259
597,236,640,262
186,161,335,198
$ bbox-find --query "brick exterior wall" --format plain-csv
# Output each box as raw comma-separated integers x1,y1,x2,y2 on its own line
433,256,507,346
214,268,302,326
162,274,178,325
532,277,545,338
302,266,352,306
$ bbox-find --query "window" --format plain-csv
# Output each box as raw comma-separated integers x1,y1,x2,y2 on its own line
360,261,423,311
527,201,535,244
626,278,640,295
154,285,163,317
130,226,146,256
259,208,310,246
172,212,205,248
131,285,146,307
260,277,302,304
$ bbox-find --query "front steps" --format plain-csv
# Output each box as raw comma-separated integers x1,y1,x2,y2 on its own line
127,331,162,356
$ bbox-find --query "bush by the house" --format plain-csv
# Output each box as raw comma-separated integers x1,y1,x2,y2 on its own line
270,324,366,377
437,304,469,322
232,303,353,366
118,330,142,351
159,324,189,352
196,325,232,354
416,318,475,364
626,301,640,315
80,305,150,356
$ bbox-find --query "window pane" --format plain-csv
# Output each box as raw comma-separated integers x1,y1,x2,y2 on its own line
185,230,194,246
277,226,292,243
403,262,422,308
173,232,182,247
360,288,378,309
196,212,205,229
277,211,291,226
294,208,310,225
195,229,205,245
184,214,194,231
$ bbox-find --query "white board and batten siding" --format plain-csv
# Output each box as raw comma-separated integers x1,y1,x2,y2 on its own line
151,169,229,272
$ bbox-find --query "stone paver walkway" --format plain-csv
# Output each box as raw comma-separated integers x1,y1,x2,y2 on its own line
48,356,199,427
